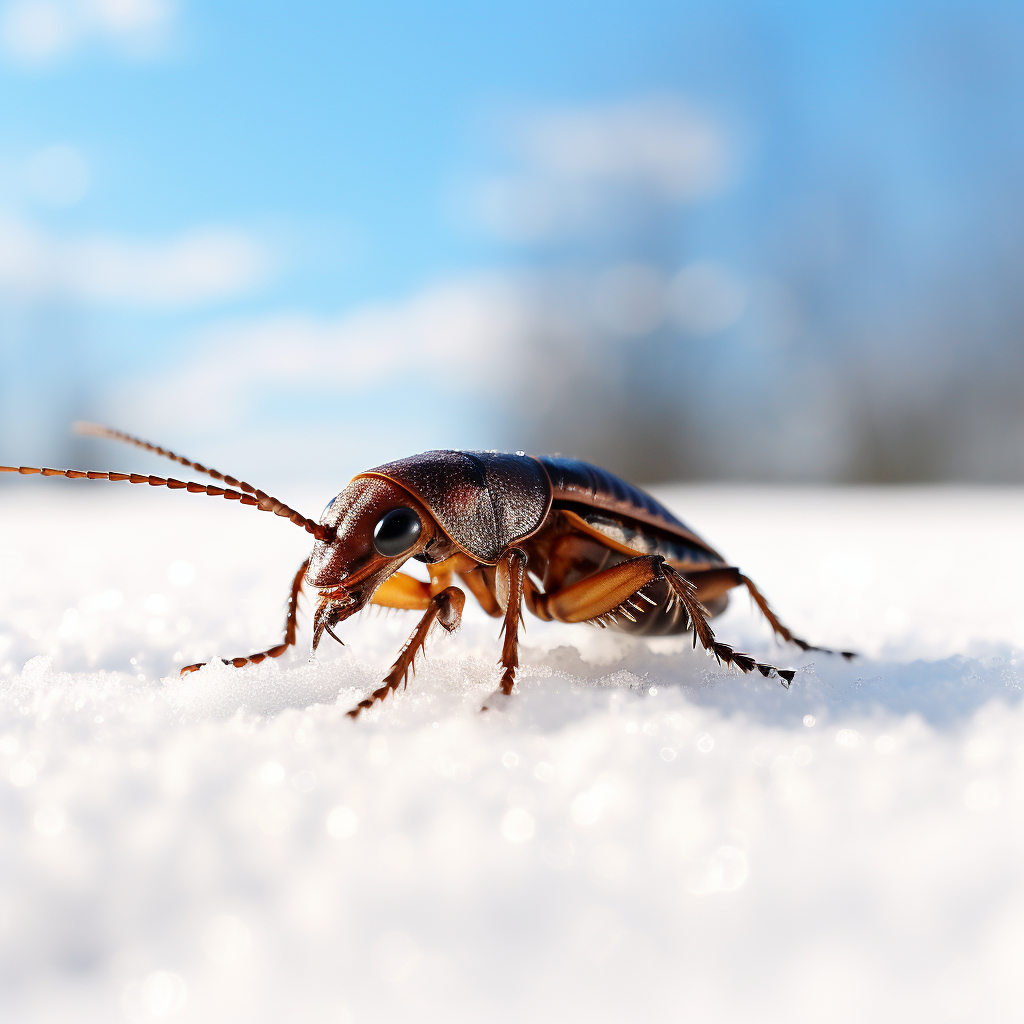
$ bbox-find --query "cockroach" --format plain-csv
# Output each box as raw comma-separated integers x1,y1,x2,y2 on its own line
2,425,852,716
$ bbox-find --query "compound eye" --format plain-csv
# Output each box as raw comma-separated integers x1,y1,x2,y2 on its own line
373,507,422,557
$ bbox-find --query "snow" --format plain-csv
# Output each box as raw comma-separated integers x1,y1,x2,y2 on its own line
0,483,1021,1023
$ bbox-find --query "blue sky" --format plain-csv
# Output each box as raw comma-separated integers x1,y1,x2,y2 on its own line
2,1,1023,481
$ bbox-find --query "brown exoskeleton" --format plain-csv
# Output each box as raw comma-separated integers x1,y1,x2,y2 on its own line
2,425,852,716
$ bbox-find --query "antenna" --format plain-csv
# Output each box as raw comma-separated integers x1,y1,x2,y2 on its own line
2,425,334,542
73,422,260,493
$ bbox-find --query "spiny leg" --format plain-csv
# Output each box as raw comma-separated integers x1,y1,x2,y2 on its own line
497,548,527,696
181,557,310,675
479,548,527,710
739,574,856,659
659,564,792,680
540,555,797,686
345,586,465,719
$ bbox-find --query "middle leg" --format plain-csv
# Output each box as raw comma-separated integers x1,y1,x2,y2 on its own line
494,547,528,696
479,547,528,710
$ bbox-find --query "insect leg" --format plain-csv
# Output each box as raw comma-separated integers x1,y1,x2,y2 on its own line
739,574,856,660
180,557,310,675
477,548,528,709
345,586,466,719
539,555,664,624
492,548,528,698
540,555,797,686
369,553,484,612
456,566,502,617
368,572,433,610
681,566,744,611
367,556,483,612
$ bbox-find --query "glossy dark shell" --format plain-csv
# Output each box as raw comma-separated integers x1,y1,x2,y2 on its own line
358,451,552,563
359,450,724,568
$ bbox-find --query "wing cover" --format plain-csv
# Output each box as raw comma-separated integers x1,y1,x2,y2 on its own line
538,455,722,558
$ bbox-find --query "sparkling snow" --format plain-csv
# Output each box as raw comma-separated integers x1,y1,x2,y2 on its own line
0,484,1021,1022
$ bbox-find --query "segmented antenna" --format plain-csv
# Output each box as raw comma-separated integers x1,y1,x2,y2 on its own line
2,425,334,542
73,422,259,494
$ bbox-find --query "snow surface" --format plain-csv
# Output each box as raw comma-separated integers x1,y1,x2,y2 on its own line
0,484,1021,1023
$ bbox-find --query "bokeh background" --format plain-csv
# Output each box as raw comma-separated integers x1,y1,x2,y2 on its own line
2,0,1023,486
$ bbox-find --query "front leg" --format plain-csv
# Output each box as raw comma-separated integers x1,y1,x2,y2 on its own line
345,586,465,718
368,572,432,610
180,557,310,675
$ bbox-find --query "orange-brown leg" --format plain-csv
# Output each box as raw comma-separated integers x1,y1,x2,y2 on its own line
478,548,528,709
421,553,479,595
739,574,856,659
496,548,528,696
683,566,743,610
540,530,613,595
369,572,433,610
345,586,466,718
366,555,483,611
457,566,502,617
369,555,488,613
539,555,797,686
181,557,310,675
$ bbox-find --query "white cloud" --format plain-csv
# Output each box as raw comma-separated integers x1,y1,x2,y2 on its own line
200,276,528,387
104,257,754,451
111,275,533,431
1,0,172,64
0,218,272,306
473,97,730,241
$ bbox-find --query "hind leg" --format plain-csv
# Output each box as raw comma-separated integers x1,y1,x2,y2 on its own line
739,574,856,659
537,555,797,685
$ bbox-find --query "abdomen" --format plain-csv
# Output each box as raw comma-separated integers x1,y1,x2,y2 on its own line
530,457,740,635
